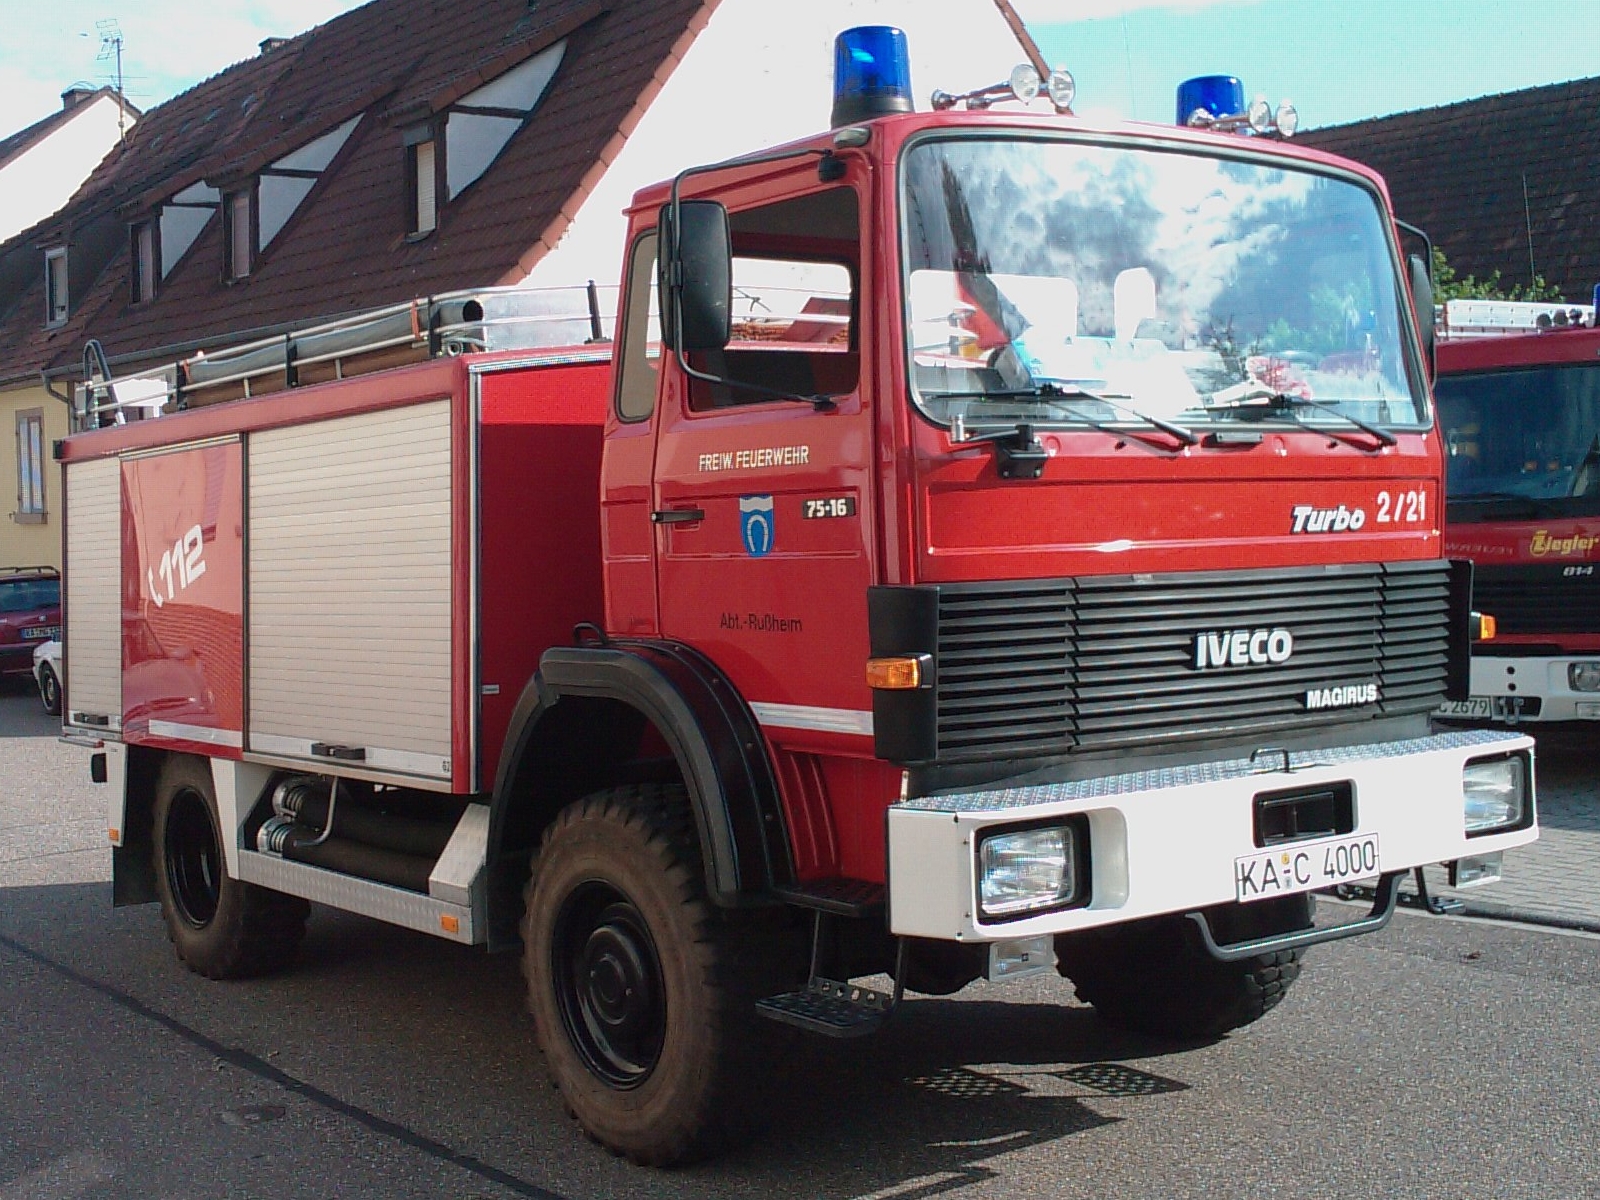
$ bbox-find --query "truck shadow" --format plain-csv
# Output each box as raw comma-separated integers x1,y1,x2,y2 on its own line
4,883,1206,1200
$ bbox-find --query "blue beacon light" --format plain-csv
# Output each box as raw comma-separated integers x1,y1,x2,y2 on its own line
1176,75,1244,126
831,26,913,128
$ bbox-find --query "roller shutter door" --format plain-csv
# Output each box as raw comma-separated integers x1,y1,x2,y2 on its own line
63,458,122,729
247,401,453,780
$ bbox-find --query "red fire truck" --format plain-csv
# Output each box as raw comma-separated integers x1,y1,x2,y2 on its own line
57,33,1536,1163
1435,297,1600,725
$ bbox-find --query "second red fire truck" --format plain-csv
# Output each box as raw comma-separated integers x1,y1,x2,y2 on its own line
55,32,1537,1163
1435,296,1600,725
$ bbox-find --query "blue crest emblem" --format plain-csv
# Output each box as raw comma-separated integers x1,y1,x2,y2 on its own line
739,494,775,557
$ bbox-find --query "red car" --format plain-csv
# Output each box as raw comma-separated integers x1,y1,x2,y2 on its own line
0,567,62,678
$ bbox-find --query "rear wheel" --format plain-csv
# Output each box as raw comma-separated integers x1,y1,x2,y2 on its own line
152,756,308,979
37,663,60,716
522,783,791,1165
1055,895,1312,1041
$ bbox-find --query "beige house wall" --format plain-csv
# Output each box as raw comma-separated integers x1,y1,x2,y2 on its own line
2,380,70,571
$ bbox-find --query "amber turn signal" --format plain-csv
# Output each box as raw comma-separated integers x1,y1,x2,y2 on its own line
1472,612,1497,641
866,656,925,690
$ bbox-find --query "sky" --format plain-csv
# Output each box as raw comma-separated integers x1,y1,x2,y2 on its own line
5,0,1600,136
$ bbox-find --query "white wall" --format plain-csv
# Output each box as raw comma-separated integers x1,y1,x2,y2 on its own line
522,0,1044,293
0,95,133,242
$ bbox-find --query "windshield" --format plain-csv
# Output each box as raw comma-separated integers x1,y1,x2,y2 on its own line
0,579,59,614
1436,363,1600,514
901,136,1426,432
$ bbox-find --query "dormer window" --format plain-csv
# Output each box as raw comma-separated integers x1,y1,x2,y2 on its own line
259,115,360,246
400,38,566,238
160,183,221,279
44,248,68,326
131,221,158,303
223,188,255,280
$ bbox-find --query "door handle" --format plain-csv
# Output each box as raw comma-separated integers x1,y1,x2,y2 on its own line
651,508,705,524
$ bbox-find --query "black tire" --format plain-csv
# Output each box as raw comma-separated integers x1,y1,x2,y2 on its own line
1054,895,1312,1041
152,755,309,979
521,783,792,1165
37,663,60,716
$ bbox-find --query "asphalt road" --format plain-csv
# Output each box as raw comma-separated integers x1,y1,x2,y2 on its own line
3,681,1599,1200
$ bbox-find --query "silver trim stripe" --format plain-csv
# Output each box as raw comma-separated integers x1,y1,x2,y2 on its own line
750,702,873,736
148,720,244,749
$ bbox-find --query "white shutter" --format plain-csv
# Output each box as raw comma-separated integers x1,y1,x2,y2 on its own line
247,401,453,779
414,141,437,233
229,192,252,278
64,459,122,727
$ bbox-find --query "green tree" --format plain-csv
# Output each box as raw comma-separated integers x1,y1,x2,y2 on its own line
1432,246,1562,302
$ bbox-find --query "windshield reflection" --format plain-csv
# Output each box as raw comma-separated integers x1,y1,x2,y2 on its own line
901,137,1426,432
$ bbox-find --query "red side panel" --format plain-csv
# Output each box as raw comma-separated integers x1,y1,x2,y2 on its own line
476,360,610,787
120,441,245,756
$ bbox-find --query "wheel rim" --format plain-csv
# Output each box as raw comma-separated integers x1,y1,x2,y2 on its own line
551,882,665,1088
41,670,58,710
164,786,222,929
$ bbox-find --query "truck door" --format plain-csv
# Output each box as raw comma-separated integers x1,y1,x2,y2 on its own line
651,186,877,750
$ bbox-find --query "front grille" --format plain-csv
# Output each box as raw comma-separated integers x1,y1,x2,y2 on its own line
1473,564,1600,635
932,560,1451,763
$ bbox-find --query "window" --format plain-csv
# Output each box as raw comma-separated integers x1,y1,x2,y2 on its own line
131,221,157,303
444,40,565,199
160,183,221,276
223,189,254,279
258,115,360,247
401,40,566,238
15,409,46,523
615,234,660,421
408,135,438,235
679,188,861,413
44,249,67,325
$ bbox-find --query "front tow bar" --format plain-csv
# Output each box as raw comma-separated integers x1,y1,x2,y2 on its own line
1185,870,1404,963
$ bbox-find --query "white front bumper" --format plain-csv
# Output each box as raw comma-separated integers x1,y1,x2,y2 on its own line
886,729,1536,942
1466,653,1600,722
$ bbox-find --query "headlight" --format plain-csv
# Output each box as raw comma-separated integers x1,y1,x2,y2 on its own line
1569,662,1600,692
1463,755,1528,835
978,823,1083,918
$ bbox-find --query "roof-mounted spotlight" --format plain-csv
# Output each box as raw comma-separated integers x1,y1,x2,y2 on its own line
931,62,1075,114
831,26,913,128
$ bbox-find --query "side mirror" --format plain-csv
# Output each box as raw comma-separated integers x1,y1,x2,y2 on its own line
1408,251,1435,377
659,199,731,353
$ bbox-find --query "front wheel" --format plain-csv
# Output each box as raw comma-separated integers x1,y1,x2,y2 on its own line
522,783,788,1165
152,755,308,979
1055,895,1312,1041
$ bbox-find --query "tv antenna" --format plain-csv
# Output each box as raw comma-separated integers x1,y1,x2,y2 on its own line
95,19,127,138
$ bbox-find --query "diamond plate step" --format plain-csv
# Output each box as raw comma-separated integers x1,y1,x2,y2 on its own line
755,977,894,1038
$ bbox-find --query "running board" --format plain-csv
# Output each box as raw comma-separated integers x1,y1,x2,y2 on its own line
235,848,480,944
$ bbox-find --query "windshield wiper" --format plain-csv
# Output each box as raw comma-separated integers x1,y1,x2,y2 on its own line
929,382,1197,453
1202,382,1397,449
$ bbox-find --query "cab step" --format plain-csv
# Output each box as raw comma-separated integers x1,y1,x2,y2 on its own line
755,977,896,1038
770,877,885,917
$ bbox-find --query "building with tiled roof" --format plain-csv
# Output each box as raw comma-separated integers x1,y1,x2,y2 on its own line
1297,77,1600,307
0,0,1040,569
0,86,140,244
